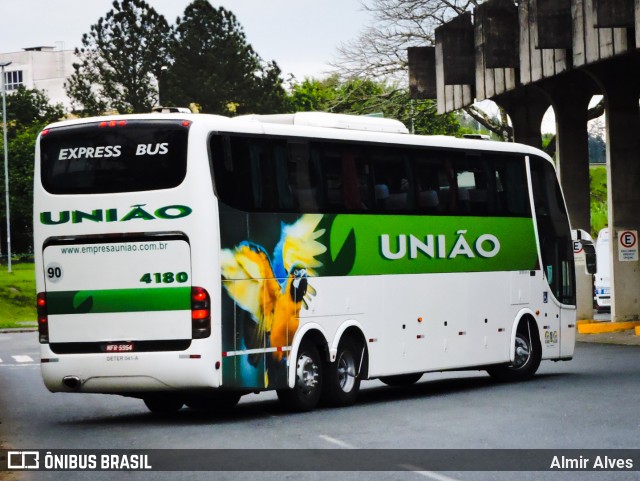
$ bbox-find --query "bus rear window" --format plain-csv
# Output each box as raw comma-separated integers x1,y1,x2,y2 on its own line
40,120,189,194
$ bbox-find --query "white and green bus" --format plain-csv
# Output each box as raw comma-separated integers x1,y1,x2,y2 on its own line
34,112,577,413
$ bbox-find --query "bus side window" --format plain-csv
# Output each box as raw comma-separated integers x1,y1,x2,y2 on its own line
316,142,372,212
494,156,530,216
455,154,490,215
342,151,365,210
371,150,411,212
210,135,253,211
288,141,322,212
414,155,449,214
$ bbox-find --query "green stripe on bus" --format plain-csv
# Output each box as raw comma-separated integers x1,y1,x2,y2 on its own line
46,287,191,315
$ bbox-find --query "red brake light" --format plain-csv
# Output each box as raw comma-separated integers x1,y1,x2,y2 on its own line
41,129,50,136
36,292,49,344
99,120,127,128
192,289,207,303
181,120,191,127
191,287,211,339
192,309,209,320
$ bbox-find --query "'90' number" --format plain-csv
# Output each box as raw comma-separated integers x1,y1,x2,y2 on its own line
46,263,63,283
140,272,189,284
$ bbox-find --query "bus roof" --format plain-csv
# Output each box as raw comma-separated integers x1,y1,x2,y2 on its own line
42,112,553,162
234,112,410,134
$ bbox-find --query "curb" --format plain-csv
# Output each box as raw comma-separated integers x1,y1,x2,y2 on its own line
0,328,37,334
577,320,640,334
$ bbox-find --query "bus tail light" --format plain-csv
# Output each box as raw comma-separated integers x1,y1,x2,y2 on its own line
191,287,211,339
37,292,49,344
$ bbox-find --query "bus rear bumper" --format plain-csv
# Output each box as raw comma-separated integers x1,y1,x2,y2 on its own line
40,349,220,393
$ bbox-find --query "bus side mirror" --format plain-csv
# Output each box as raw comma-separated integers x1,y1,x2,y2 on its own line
582,242,597,275
572,229,596,275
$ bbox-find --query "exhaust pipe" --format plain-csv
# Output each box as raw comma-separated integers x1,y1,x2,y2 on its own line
62,376,82,390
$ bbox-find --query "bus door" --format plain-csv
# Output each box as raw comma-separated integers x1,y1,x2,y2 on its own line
529,156,575,358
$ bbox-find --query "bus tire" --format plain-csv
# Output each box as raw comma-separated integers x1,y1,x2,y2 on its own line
143,394,184,414
277,340,323,412
487,325,541,382
379,373,423,386
322,337,362,407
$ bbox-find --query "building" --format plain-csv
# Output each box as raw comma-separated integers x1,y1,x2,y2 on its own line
0,45,77,110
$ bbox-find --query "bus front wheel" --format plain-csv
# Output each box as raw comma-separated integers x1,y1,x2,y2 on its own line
487,326,541,382
322,337,362,406
277,341,323,412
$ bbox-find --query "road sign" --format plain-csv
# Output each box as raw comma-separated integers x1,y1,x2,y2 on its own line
618,230,638,261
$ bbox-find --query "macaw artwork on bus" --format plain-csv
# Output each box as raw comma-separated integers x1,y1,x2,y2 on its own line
219,205,538,389
220,213,330,389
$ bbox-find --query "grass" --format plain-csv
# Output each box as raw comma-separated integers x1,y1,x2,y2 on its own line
0,262,37,329
590,165,608,237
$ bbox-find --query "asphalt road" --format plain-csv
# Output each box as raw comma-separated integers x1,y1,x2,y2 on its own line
1,332,638,481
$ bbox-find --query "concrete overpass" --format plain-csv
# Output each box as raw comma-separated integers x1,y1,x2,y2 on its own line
409,0,640,321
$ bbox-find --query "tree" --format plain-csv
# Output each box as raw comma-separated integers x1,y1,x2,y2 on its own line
288,76,341,112
162,0,289,115
335,0,605,144
0,88,64,256
3,87,64,131
335,0,476,81
66,0,171,115
288,75,461,136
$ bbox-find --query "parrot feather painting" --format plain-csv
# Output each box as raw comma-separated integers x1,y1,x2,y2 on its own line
221,214,327,386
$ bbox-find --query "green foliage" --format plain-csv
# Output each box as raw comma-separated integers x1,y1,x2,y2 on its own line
162,0,288,115
288,76,460,135
588,133,606,164
0,262,36,328
0,88,64,255
66,0,172,115
4,86,64,130
590,166,608,237
288,77,340,111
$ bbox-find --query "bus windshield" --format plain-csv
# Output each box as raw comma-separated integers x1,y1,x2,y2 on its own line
40,119,190,195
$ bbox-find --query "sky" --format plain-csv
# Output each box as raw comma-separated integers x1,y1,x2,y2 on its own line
1,0,371,80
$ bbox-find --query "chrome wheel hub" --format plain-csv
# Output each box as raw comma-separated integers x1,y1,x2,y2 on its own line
295,353,319,395
337,351,356,393
513,335,531,369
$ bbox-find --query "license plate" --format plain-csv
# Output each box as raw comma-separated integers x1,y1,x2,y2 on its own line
103,342,135,352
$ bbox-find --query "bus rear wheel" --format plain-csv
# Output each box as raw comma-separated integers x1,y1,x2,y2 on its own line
277,341,323,412
143,394,184,414
487,325,541,382
379,373,423,386
322,337,362,407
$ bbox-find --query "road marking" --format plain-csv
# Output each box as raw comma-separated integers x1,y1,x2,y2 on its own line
13,355,34,363
399,465,462,481
318,435,356,449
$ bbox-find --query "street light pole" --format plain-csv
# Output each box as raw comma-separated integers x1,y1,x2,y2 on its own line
1,61,12,273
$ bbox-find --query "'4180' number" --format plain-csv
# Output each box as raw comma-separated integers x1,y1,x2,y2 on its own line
140,272,189,284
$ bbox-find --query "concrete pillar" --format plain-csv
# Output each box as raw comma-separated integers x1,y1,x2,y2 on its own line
494,86,551,149
587,58,640,321
542,73,597,319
